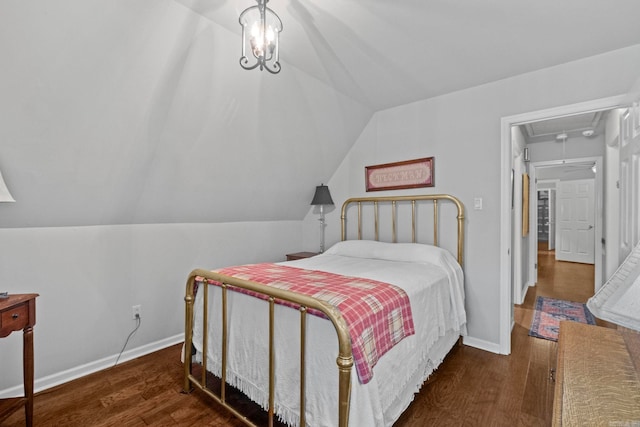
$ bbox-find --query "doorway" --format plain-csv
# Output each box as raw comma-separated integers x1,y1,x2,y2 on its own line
499,95,626,355
528,158,601,287
555,178,596,264
537,188,555,252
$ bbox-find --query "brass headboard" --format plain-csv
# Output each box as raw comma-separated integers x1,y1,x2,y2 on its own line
340,194,465,266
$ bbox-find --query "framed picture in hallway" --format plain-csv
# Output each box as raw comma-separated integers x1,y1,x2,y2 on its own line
365,157,434,191
522,173,529,236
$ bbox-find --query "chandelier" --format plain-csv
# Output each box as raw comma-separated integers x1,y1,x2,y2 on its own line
239,0,283,74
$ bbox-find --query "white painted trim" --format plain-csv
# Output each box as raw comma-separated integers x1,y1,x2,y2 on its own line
500,94,626,355
517,280,529,305
462,335,502,354
594,156,604,288
0,334,184,399
529,169,540,286
500,117,514,355
512,155,525,307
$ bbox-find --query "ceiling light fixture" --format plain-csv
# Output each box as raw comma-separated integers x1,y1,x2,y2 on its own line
239,0,282,74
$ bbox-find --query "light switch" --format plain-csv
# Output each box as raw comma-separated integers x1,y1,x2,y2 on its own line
474,197,483,210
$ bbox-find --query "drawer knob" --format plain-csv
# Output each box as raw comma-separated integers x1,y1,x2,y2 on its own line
12,313,19,320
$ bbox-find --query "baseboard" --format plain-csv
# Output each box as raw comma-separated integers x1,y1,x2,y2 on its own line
517,283,528,305
0,334,184,399
462,335,502,354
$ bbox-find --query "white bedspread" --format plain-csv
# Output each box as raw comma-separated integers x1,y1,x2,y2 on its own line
191,241,466,426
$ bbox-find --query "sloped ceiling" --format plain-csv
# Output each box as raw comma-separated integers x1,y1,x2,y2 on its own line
177,0,640,111
1,0,640,227
0,0,371,227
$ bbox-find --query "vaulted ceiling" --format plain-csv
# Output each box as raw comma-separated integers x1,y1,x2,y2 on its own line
1,0,640,227
178,0,640,111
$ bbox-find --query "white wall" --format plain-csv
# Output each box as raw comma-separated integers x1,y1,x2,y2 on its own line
0,221,301,395
303,44,640,350
511,126,530,304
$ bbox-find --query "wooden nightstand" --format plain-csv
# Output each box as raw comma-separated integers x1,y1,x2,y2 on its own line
0,293,38,427
285,251,319,261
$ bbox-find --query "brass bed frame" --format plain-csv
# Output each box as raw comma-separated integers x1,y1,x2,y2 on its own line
183,194,465,427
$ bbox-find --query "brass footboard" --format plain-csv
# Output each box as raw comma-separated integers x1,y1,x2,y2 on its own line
183,270,353,427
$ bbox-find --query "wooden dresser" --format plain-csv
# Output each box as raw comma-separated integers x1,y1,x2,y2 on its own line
553,321,640,426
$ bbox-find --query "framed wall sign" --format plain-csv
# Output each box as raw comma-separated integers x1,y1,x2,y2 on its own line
365,157,434,192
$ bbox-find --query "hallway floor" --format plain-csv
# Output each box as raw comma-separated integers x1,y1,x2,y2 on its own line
515,241,607,330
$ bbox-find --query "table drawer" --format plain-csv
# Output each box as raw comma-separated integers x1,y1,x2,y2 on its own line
0,302,29,334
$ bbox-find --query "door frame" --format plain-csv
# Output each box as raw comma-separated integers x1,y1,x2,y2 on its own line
528,158,602,282
499,95,625,355
548,188,556,251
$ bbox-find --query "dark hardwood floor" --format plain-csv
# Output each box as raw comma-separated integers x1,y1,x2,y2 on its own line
4,246,607,426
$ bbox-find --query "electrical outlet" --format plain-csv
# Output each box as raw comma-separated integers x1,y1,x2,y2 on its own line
132,304,141,320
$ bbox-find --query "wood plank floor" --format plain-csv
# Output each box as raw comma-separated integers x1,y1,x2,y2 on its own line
4,246,609,426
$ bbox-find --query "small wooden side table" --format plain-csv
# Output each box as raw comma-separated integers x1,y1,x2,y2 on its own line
285,251,319,261
0,293,38,427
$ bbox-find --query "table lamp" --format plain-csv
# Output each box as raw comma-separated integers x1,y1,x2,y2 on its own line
310,184,334,253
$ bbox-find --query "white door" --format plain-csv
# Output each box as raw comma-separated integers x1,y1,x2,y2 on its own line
556,179,595,264
548,189,556,251
619,88,640,262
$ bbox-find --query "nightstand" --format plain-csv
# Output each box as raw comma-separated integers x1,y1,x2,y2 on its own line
285,251,319,261
0,293,38,427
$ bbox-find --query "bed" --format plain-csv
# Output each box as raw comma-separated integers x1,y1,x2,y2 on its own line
183,194,466,426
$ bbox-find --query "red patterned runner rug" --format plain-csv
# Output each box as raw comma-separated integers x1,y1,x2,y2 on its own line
529,296,596,342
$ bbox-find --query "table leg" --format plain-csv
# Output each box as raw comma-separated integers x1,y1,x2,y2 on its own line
23,326,33,427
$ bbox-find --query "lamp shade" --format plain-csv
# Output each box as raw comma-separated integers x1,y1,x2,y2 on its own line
0,170,15,202
310,184,334,206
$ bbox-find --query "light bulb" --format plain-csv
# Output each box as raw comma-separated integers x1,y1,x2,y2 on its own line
266,26,274,43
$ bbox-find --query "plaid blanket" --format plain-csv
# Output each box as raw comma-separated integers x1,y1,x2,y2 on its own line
201,263,415,384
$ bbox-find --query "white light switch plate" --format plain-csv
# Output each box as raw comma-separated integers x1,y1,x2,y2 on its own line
474,197,483,210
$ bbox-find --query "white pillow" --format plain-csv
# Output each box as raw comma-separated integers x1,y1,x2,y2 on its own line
324,240,456,266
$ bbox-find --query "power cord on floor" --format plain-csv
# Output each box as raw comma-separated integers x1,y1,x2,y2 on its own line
113,314,141,368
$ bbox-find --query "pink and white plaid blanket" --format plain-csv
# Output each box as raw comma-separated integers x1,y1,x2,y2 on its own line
201,263,415,384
